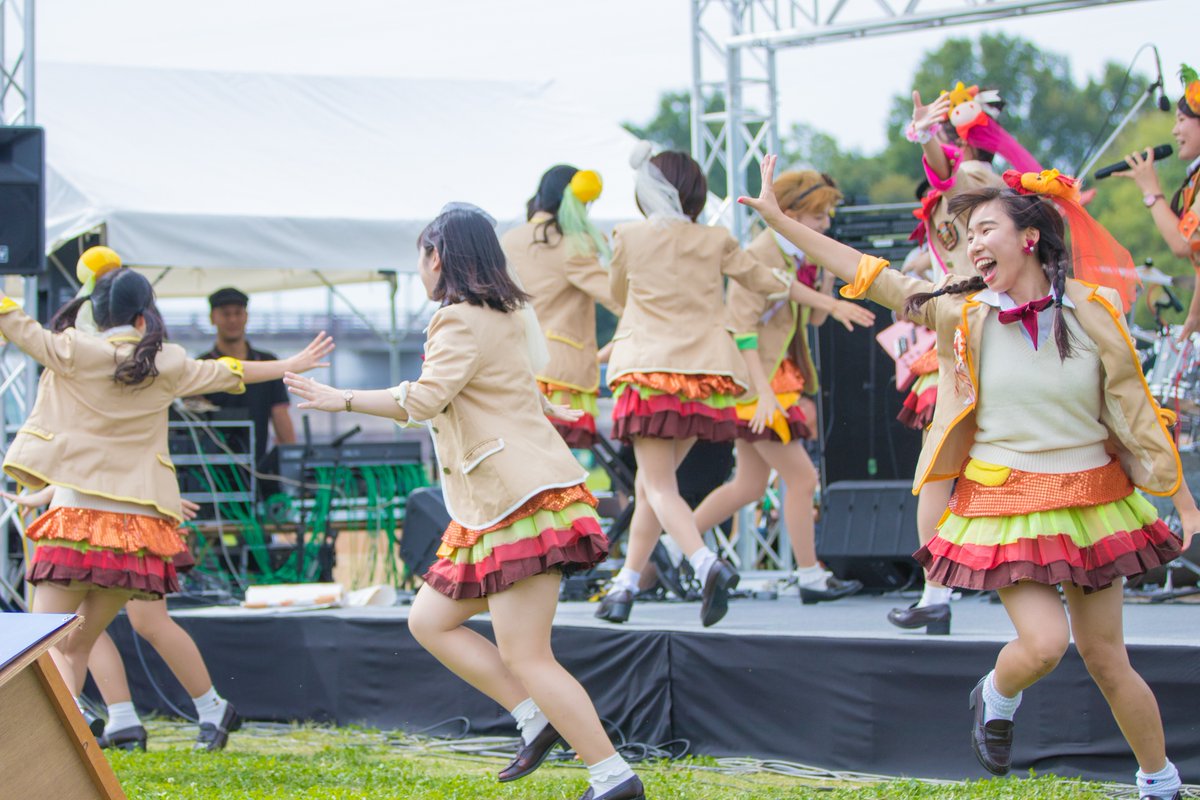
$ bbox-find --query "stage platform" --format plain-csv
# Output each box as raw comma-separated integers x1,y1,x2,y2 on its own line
108,586,1200,783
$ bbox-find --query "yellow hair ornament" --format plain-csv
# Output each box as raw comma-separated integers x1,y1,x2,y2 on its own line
76,246,122,295
568,170,603,204
1015,169,1081,204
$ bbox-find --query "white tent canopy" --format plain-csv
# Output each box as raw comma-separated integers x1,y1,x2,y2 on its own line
36,62,643,297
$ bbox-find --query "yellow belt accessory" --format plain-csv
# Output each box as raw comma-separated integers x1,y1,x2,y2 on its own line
962,458,1011,487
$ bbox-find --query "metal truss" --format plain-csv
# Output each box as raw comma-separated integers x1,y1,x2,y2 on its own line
0,0,34,125
691,0,1148,239
691,0,1149,572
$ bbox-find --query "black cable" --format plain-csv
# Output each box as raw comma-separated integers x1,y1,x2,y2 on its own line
1073,43,1155,178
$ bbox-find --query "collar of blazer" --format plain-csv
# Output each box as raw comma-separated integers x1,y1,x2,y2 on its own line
101,324,143,345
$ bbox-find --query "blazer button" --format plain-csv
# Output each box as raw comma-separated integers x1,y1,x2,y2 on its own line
432,426,439,433
442,467,451,475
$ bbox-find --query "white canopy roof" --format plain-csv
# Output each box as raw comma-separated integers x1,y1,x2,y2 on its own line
36,62,642,297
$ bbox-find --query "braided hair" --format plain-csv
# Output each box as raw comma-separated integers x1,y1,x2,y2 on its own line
904,187,1077,361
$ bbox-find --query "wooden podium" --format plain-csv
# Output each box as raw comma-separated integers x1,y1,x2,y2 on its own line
0,613,127,800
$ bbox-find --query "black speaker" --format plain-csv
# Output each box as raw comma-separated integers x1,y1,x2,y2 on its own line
0,126,45,276
818,480,921,591
401,486,451,578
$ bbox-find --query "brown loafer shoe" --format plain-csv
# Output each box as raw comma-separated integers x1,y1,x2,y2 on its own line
498,723,563,782
578,775,646,800
968,678,1013,775
595,589,633,624
887,602,951,635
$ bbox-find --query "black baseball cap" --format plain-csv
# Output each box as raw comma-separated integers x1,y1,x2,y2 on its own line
208,287,249,310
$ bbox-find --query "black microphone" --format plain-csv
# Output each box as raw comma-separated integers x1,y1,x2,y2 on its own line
1094,144,1173,180
1152,45,1171,112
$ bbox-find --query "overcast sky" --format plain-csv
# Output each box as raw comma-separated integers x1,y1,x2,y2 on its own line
34,0,1186,314
39,0,1186,154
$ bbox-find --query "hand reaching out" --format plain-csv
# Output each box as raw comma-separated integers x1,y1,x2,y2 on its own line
911,90,951,136
545,403,585,423
738,154,785,223
284,372,345,412
287,332,336,375
829,300,876,331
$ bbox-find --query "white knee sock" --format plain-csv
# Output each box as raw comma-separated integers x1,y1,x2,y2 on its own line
688,547,719,587
192,686,229,727
587,753,635,797
1137,760,1181,798
609,567,641,595
919,584,952,607
981,670,1022,722
105,701,141,734
510,697,548,745
795,564,829,589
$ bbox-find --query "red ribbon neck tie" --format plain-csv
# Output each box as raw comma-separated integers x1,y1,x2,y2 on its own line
997,295,1053,349
796,258,818,288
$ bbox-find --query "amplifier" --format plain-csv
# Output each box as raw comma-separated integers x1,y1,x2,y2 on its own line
278,440,425,485
818,480,922,591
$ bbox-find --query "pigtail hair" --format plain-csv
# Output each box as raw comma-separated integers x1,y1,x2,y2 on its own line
1048,253,1077,362
50,297,88,333
903,275,987,318
113,304,164,386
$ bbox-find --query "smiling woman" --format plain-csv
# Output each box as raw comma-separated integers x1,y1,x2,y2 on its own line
742,154,1196,800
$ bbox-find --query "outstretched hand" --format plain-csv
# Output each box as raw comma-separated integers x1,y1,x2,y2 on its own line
287,332,335,374
738,154,785,223
911,90,951,135
284,372,344,412
830,300,876,331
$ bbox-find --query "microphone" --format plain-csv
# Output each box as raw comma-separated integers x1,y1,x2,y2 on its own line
1093,144,1173,180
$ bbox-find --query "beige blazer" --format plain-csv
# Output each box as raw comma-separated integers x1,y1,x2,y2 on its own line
930,160,1005,277
606,220,790,390
391,302,588,529
0,305,245,521
502,216,621,392
727,229,821,398
841,260,1181,496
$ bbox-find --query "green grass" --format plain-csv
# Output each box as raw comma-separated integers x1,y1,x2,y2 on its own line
107,721,1122,800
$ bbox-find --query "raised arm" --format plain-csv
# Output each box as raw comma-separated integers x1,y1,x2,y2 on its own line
0,297,77,375
911,91,954,181
240,332,334,384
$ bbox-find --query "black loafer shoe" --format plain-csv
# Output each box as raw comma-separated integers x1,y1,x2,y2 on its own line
194,703,241,752
98,724,147,751
578,775,646,800
887,602,951,635
82,707,106,738
700,559,739,628
498,723,563,782
799,576,863,605
595,589,633,624
969,678,1013,776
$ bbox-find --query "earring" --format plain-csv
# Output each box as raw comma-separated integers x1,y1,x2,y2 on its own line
1022,239,1036,255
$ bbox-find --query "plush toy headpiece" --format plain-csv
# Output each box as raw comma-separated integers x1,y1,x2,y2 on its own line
940,81,1040,174
1002,169,1138,311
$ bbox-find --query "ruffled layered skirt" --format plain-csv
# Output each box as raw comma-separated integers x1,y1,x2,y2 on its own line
25,507,186,599
611,372,743,442
916,459,1182,593
423,484,608,599
733,358,812,444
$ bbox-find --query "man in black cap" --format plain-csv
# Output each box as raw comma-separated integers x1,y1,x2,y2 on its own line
198,287,295,498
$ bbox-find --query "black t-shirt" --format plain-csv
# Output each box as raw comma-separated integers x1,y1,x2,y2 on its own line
197,343,289,465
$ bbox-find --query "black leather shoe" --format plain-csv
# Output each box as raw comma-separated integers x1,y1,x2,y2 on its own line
194,703,241,752
498,723,563,782
595,589,633,624
799,575,863,605
700,559,739,628
81,707,106,738
578,775,646,800
887,602,951,635
969,678,1013,776
98,725,147,751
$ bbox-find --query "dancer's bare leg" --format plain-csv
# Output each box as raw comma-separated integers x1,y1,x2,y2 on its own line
32,584,129,694
489,572,616,765
125,599,213,697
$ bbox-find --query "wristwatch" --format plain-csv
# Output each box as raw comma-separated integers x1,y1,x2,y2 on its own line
343,390,354,412
1144,193,1165,208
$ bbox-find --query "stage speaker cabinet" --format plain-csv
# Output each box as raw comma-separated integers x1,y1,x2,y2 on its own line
818,480,921,591
0,126,46,276
402,486,450,578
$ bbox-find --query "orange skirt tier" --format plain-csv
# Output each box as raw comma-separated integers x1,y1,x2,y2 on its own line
25,507,185,598
611,372,744,442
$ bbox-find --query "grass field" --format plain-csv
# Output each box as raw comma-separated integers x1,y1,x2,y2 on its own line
103,721,1149,800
